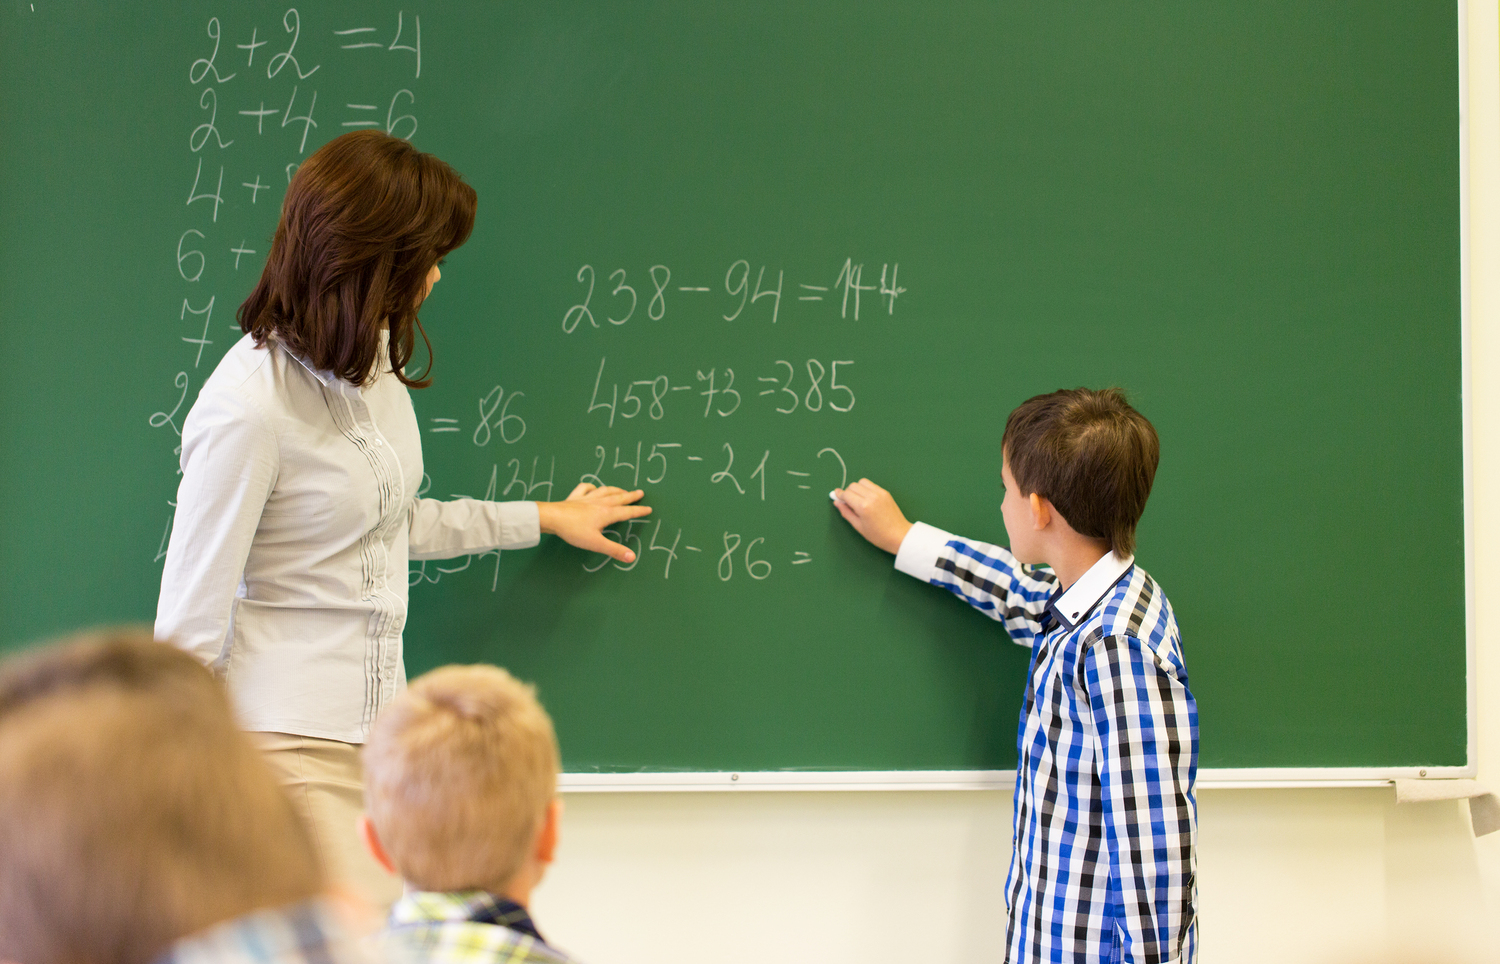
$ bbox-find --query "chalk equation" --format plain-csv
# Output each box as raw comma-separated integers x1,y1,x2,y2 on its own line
418,355,858,448
408,439,847,590
586,357,856,427
411,518,804,590
576,440,847,500
563,258,905,332
423,439,846,508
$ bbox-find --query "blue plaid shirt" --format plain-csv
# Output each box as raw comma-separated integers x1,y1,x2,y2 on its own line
897,523,1198,964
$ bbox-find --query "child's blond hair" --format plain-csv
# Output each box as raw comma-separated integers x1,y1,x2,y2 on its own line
362,664,559,892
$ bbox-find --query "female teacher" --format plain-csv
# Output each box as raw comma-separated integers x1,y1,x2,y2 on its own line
155,130,648,906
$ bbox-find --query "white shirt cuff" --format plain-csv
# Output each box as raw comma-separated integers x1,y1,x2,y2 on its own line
894,521,957,582
504,499,542,549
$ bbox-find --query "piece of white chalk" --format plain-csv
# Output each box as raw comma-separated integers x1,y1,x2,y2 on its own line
829,490,846,506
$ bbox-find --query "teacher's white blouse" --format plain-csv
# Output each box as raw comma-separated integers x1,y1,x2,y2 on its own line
156,333,539,742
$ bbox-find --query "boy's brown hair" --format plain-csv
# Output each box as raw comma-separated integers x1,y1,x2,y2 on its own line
363,665,559,893
1002,387,1160,558
0,629,323,964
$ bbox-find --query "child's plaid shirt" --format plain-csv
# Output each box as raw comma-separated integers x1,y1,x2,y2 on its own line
377,891,578,964
897,523,1198,964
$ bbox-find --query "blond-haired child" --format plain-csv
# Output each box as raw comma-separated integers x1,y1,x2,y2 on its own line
360,664,575,964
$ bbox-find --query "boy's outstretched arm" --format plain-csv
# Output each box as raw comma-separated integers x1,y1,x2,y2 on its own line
832,479,913,554
832,479,1055,644
1085,634,1198,964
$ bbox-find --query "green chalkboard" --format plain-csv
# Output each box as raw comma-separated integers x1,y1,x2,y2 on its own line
0,1,1466,774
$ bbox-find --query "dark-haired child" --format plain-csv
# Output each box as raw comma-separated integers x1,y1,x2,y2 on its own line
834,387,1197,964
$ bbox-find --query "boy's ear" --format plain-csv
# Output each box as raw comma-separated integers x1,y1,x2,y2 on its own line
357,813,398,876
1028,492,1052,530
535,798,562,866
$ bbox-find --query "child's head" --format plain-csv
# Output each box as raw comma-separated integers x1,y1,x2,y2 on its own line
0,628,323,964
362,665,560,894
1001,387,1159,559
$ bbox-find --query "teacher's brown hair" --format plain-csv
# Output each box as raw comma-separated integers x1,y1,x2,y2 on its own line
238,129,477,388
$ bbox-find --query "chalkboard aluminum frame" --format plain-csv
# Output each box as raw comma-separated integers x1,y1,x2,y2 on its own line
554,1,1479,793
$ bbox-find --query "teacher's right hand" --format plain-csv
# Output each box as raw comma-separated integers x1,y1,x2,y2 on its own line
537,484,652,563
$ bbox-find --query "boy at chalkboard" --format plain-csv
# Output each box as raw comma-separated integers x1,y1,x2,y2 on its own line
833,388,1197,964
359,664,582,964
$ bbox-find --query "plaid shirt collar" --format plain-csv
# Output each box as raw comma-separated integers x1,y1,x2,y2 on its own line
390,890,546,944
1041,551,1134,632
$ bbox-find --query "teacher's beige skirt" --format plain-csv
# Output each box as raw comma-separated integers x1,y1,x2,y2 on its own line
252,732,403,910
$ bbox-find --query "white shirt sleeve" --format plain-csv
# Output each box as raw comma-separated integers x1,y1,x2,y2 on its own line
407,498,541,560
893,521,960,582
154,385,279,672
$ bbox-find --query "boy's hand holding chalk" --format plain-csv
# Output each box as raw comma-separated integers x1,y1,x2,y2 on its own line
830,479,914,555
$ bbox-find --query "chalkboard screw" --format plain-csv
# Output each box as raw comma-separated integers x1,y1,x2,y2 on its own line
1420,769,1428,777
730,773,740,782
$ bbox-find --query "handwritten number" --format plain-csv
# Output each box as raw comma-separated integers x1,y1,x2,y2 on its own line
473,386,502,446
829,361,856,412
185,158,225,222
745,538,772,579
818,447,847,490
748,449,769,500
717,368,740,416
386,89,418,140
649,265,670,320
718,532,741,581
176,230,206,282
879,262,905,314
774,360,798,414
587,357,618,426
190,88,233,151
613,441,641,488
190,18,237,84
804,359,825,412
503,458,528,498
648,376,668,420
614,519,646,571
389,11,421,78
751,266,783,323
267,8,320,80
497,392,526,443
580,445,607,488
649,521,682,579
149,372,191,436
724,260,749,321
608,269,636,325
711,443,745,494
281,86,318,155
645,443,680,484
563,266,596,333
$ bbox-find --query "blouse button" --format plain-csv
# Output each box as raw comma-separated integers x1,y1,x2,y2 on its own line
375,439,384,446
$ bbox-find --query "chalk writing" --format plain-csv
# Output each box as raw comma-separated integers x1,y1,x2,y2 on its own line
562,259,905,332
155,6,430,561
